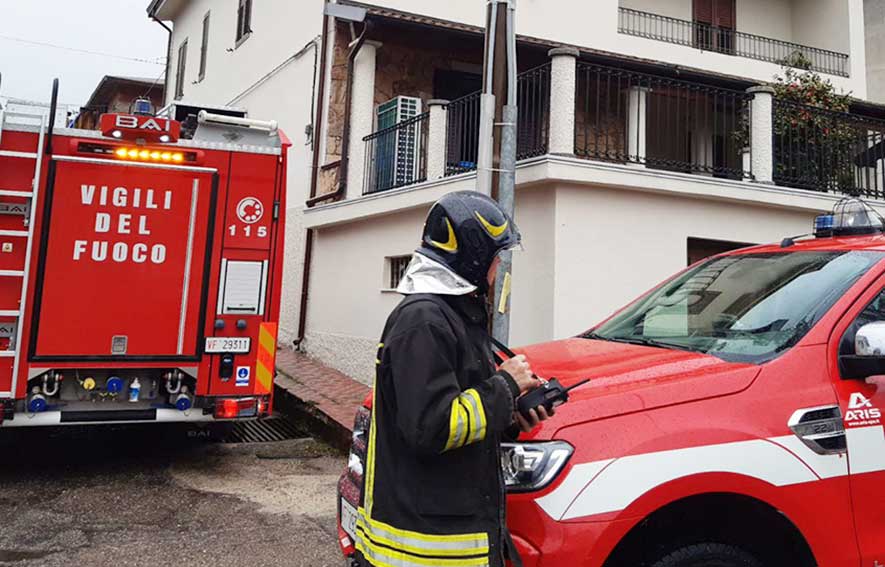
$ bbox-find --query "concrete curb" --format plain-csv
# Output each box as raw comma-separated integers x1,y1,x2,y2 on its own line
273,373,354,453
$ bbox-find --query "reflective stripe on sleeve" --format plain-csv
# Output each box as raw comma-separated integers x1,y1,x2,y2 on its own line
462,389,486,444
444,397,468,451
443,389,487,452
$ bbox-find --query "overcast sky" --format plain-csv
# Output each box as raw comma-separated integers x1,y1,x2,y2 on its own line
0,0,167,107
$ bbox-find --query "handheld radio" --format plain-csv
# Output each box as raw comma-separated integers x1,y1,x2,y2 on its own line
489,336,590,421
515,377,590,421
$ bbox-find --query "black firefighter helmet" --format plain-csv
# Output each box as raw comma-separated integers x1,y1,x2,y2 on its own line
418,191,521,291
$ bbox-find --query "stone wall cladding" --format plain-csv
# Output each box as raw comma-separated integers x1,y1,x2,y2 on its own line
317,23,351,199
317,21,486,200
372,26,484,108
575,78,627,158
316,21,551,199
303,331,377,386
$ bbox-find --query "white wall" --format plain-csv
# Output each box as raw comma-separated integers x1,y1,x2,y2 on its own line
302,171,848,381
865,0,885,103
740,0,793,42
359,0,866,92
849,0,870,97
550,185,816,338
509,187,557,346
619,0,692,21
303,185,559,382
791,0,851,55
161,0,325,344
306,207,427,383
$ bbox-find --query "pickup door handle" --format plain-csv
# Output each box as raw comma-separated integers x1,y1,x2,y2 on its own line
788,405,846,455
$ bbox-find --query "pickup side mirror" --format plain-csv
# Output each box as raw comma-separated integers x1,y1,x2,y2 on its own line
840,321,885,379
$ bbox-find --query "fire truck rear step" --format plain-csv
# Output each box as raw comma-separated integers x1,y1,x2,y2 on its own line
60,409,159,423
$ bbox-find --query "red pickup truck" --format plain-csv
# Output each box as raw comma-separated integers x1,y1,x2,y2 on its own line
338,199,885,567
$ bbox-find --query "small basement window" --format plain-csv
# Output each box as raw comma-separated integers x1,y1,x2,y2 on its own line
385,255,412,290
687,237,755,266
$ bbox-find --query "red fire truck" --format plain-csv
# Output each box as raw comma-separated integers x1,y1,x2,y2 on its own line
338,199,885,566
0,80,288,427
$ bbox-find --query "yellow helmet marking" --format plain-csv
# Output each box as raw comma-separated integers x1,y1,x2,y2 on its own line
431,218,459,252
475,212,509,238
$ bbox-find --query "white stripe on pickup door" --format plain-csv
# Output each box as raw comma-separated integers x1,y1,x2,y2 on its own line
536,428,868,521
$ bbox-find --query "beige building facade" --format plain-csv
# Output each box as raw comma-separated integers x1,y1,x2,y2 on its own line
150,0,885,384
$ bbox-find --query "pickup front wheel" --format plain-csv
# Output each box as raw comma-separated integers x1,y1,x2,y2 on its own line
651,543,763,567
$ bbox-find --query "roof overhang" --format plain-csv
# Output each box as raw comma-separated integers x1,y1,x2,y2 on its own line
147,0,186,21
84,76,165,108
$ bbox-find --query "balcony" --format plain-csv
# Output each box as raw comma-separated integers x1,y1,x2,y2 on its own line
772,101,885,199
362,112,429,195
574,62,751,179
355,48,883,203
443,64,551,177
618,7,850,78
361,64,551,195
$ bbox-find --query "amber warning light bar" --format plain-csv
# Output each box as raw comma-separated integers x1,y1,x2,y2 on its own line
75,142,198,164
99,113,181,143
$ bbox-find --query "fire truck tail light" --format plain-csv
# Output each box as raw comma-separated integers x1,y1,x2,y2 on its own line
214,398,258,419
501,441,574,493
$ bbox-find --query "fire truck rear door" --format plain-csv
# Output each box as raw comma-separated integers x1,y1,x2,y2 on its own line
28,157,218,361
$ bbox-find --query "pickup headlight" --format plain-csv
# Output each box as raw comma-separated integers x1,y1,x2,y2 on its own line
501,441,573,493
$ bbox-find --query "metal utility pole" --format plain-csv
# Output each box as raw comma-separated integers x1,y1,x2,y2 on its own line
479,0,518,343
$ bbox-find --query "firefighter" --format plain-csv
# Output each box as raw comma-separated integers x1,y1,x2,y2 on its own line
354,191,550,567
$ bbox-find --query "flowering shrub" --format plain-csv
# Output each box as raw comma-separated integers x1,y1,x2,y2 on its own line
738,53,862,193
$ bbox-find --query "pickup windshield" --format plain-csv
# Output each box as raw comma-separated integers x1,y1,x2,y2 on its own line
588,251,884,364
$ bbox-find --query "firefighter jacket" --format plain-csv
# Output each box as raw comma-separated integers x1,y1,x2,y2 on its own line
355,293,523,567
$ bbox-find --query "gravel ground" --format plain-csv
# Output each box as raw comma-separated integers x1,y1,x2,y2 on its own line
0,423,345,567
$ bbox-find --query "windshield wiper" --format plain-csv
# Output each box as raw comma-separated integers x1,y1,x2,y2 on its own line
583,331,607,341
599,335,703,352
585,332,709,354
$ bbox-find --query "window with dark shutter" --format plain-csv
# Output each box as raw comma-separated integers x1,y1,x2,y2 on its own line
693,0,714,24
175,39,187,100
715,0,736,28
199,12,210,81
693,0,735,53
236,0,253,45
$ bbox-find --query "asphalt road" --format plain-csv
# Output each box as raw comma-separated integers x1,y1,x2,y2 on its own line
0,423,345,567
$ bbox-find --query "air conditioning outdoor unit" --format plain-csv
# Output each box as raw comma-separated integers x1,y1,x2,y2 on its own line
373,96,422,191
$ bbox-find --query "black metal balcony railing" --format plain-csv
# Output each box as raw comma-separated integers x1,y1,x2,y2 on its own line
516,64,551,160
618,7,850,78
575,62,752,179
445,64,552,176
445,91,482,176
773,100,885,198
363,112,429,195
